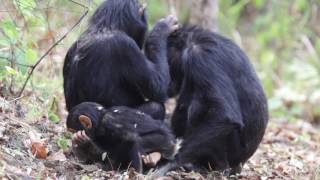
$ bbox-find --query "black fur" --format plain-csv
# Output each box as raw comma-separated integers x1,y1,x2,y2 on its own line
63,0,173,120
67,102,176,172
163,26,269,174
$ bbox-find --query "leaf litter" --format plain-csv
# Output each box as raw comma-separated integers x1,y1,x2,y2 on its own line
0,97,319,179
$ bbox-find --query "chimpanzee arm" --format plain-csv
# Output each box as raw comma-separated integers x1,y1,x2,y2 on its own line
136,102,166,121
63,42,77,80
125,16,178,102
63,42,78,111
72,138,105,164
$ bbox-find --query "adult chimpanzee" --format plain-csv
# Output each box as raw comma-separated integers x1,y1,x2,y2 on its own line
63,0,179,120
158,26,269,175
67,102,177,172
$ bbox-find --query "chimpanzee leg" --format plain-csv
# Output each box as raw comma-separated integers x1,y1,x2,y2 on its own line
227,130,244,175
137,101,165,121
140,131,176,160
171,104,188,137
113,141,142,172
171,81,192,137
176,123,238,171
127,143,143,172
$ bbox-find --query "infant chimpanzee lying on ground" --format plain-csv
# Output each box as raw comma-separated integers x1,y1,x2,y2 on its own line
66,102,177,173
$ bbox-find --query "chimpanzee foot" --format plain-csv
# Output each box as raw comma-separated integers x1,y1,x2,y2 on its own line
141,152,162,167
230,164,243,175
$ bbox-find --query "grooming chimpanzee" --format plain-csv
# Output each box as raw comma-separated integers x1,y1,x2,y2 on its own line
63,0,179,120
66,102,177,172
158,26,269,175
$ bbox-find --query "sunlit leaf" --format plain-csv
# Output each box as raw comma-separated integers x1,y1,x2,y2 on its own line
25,48,38,64
49,112,60,124
57,138,69,151
5,66,18,75
1,21,19,43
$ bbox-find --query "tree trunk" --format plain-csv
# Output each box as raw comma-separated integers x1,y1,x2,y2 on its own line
188,0,219,32
166,0,219,32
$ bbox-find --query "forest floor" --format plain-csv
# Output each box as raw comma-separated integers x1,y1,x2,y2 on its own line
0,96,320,180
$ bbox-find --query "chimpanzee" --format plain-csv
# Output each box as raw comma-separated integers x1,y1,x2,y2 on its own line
63,0,179,120
157,26,269,175
66,102,177,172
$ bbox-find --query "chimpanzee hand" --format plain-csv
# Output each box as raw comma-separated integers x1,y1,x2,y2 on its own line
161,15,179,33
153,15,179,36
71,130,105,164
72,130,91,147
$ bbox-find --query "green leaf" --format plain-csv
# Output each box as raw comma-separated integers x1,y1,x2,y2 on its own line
294,0,308,12
254,0,266,9
49,112,60,124
5,66,18,75
0,39,10,47
1,21,19,43
15,49,28,74
57,138,69,151
25,49,38,64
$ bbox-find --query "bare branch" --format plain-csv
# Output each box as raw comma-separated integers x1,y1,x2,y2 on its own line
17,0,89,97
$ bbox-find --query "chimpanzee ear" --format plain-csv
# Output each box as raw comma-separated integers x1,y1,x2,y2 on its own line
79,115,92,129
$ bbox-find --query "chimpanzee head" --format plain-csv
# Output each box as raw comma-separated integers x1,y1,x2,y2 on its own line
66,102,106,133
89,0,148,48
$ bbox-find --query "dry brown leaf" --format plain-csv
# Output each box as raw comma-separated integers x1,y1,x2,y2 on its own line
31,142,48,159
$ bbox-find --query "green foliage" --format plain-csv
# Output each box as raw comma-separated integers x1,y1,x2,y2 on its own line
57,137,70,151
49,111,60,124
220,0,320,122
49,97,60,124
148,0,168,27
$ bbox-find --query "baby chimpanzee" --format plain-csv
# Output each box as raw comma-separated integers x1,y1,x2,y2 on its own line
156,26,269,175
66,102,177,172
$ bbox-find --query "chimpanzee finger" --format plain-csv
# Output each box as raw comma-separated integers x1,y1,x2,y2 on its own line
139,3,147,16
170,24,180,33
166,15,178,25
141,155,148,165
147,155,154,166
80,130,90,141
164,15,179,33
76,131,85,142
72,132,81,144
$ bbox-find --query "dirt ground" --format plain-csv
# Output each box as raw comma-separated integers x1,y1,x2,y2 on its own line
0,97,320,180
